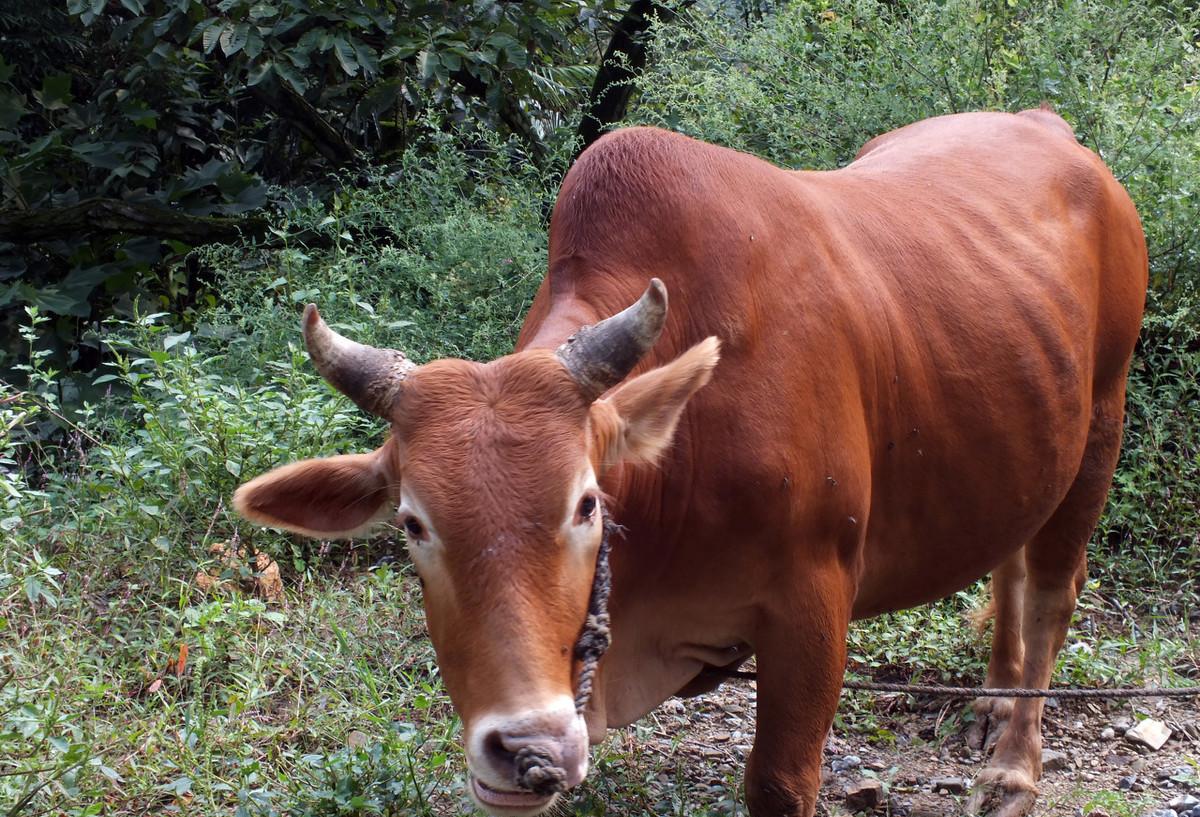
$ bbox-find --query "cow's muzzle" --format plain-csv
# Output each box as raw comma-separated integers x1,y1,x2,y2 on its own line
466,696,589,815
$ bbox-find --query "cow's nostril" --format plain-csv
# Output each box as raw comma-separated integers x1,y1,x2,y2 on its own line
478,729,569,795
481,728,511,771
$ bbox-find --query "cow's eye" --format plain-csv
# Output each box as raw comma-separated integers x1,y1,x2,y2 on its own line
577,494,597,522
404,516,426,540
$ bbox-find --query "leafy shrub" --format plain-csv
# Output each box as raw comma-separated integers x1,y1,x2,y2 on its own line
0,132,547,815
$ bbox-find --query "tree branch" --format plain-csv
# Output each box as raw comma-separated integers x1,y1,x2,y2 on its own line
246,75,358,167
0,199,270,245
576,1,684,161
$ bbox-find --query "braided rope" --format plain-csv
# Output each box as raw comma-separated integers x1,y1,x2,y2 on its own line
705,668,1200,699
572,512,618,714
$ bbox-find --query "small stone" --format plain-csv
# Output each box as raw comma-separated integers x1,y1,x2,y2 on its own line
1143,811,1177,817
1086,811,1110,817
845,778,883,811
347,729,369,749
1042,749,1071,772
1101,727,1116,740
1119,775,1137,791
1126,719,1173,751
712,731,731,742
833,754,863,773
1169,797,1200,812
931,776,968,794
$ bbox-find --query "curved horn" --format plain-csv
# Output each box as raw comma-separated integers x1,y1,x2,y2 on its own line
556,279,669,400
302,304,415,417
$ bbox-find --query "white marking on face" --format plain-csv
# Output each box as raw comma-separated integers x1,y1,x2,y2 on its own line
561,465,603,563
396,487,454,601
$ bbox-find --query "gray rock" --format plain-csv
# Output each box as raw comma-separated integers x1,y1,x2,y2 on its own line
845,779,883,811
931,776,968,794
833,754,863,773
1100,727,1116,740
1168,796,1199,812
1042,748,1071,772
1142,811,1176,817
1119,775,1137,791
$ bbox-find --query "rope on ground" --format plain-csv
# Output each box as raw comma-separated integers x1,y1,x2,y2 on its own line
706,669,1200,699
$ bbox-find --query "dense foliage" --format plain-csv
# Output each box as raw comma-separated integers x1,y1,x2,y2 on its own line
1,1,1198,815
0,0,623,381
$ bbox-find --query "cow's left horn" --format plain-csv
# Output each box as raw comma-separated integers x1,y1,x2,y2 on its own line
557,278,668,400
302,304,415,417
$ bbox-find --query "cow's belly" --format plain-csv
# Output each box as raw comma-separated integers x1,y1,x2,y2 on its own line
850,395,1094,618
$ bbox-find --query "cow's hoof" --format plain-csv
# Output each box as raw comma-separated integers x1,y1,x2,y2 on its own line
965,767,1037,817
965,697,1012,753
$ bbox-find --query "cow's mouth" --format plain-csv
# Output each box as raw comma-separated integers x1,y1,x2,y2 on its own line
469,774,557,813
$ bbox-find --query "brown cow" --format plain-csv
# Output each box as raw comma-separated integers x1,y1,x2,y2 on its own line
234,109,1147,817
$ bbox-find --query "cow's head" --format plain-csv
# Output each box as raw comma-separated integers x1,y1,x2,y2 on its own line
233,280,718,815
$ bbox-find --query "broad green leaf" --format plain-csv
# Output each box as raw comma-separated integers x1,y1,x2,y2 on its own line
333,37,360,76
221,23,250,57
244,27,265,60
203,22,226,54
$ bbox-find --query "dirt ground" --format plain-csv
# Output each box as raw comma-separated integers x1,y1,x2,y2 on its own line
623,675,1200,816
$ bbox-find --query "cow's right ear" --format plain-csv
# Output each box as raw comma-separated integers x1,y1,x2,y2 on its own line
233,448,395,539
588,336,720,470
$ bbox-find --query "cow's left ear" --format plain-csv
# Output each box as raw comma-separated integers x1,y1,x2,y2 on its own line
233,445,396,539
589,336,720,469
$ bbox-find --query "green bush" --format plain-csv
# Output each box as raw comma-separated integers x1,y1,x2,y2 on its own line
0,132,548,815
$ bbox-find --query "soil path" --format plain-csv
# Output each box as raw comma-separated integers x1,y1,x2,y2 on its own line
615,677,1200,816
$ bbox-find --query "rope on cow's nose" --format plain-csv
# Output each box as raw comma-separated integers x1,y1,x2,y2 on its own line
572,511,618,714
515,746,568,795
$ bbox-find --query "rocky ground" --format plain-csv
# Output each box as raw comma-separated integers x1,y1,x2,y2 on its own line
622,676,1200,817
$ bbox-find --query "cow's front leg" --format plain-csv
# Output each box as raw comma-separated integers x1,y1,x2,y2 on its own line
746,567,852,817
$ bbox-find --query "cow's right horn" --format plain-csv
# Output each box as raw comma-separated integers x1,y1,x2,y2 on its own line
557,278,668,401
302,304,415,417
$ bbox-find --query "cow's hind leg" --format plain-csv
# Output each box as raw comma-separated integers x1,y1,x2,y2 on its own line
966,551,1027,753
967,396,1124,817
